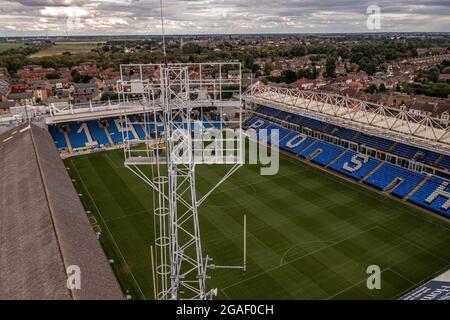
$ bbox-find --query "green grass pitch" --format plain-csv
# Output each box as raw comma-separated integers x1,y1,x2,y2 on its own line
65,148,450,300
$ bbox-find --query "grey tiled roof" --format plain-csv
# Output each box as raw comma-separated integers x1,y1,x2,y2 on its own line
0,124,123,300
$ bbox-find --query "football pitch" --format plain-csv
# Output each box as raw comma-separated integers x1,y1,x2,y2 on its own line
65,148,450,300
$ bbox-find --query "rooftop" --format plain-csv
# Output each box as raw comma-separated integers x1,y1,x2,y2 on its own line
0,124,123,300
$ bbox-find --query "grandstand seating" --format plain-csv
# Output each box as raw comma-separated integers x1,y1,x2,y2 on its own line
255,105,449,172
421,151,440,167
106,118,123,143
255,106,280,118
47,109,450,219
330,150,381,180
129,116,146,140
409,176,450,218
364,163,426,198
298,117,325,131
87,121,109,146
438,156,450,170
334,128,358,141
48,125,68,150
67,123,90,149
392,143,418,159
356,134,394,151
200,115,213,128
279,132,316,154
247,113,450,218
299,141,344,166
262,124,292,145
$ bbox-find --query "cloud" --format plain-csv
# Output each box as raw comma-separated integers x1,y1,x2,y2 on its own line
0,0,449,35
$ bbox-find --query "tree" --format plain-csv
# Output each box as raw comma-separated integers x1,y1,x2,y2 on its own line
290,45,306,57
251,63,260,73
326,55,336,78
264,62,273,75
283,70,298,84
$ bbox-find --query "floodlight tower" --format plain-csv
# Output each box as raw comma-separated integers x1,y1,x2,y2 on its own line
118,62,243,300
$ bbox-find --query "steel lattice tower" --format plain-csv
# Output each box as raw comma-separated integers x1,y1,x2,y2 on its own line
119,62,243,300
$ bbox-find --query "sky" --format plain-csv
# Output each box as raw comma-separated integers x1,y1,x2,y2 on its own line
1,0,450,36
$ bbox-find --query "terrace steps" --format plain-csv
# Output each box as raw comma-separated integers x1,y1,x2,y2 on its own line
326,148,349,168
103,126,114,145
388,142,398,153
404,175,430,201
63,131,73,154
360,161,384,183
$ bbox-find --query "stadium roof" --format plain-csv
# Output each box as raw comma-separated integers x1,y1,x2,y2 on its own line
0,123,123,300
243,82,450,156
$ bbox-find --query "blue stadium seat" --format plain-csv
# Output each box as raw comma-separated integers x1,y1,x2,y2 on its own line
87,121,109,146
330,150,381,180
298,117,325,131
255,106,280,118
200,115,213,128
438,156,450,170
106,118,124,143
364,163,425,198
258,124,292,145
246,118,271,139
356,134,394,150
129,116,146,140
279,132,316,154
391,143,419,159
408,176,450,218
67,122,89,149
275,110,291,121
421,151,440,167
335,128,358,141
48,125,67,150
299,140,344,166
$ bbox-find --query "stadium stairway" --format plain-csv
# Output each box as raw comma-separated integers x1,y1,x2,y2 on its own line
87,121,110,146
279,132,317,155
330,150,381,181
67,123,89,149
48,125,68,150
63,130,73,153
363,162,426,199
326,148,351,168
408,176,450,218
404,176,430,201
300,140,344,166
102,125,114,145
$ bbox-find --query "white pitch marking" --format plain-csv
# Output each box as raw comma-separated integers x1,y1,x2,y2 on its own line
20,125,30,133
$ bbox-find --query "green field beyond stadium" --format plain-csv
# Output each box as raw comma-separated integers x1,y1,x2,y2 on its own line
65,148,450,300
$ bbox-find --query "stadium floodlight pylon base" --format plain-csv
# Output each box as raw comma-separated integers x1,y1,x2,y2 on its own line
119,62,243,300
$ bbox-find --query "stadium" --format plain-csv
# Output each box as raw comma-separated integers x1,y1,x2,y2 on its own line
1,62,449,301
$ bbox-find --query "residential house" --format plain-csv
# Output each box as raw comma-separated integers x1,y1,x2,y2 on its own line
18,65,53,81
0,67,9,80
435,104,450,125
242,73,255,87
270,70,282,78
227,70,240,80
409,103,435,117
77,62,99,78
0,101,14,113
72,83,101,104
0,79,11,101
8,91,34,106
